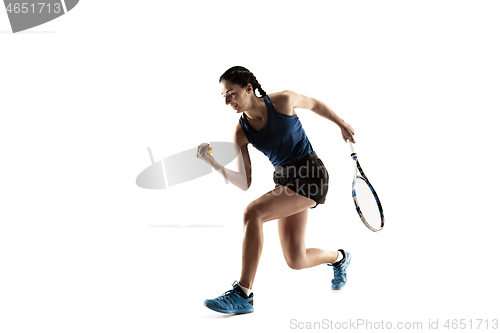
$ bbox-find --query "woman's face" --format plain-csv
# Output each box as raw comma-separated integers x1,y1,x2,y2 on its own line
220,80,252,113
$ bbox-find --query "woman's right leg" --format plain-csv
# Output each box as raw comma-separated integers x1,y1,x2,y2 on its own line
277,209,339,270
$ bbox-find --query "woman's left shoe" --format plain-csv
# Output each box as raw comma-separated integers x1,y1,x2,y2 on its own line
203,281,254,314
327,249,351,290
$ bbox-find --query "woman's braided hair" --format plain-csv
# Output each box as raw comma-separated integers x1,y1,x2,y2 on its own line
219,66,267,98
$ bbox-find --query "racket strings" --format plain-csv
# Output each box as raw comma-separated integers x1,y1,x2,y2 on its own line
354,177,382,230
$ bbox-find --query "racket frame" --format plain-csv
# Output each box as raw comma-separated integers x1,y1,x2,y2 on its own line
348,140,384,232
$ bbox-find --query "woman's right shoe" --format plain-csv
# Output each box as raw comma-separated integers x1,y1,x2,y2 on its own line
327,249,351,290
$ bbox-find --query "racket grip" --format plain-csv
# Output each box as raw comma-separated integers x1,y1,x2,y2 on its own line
347,140,355,154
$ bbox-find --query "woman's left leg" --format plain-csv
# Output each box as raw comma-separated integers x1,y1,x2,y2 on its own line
278,209,339,270
239,185,316,290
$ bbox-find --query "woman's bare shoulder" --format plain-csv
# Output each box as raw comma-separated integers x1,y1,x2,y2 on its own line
267,91,295,116
233,121,249,146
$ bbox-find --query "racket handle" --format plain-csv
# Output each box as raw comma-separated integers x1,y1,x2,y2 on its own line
347,139,355,154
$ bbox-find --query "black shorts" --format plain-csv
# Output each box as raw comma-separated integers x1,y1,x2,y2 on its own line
273,151,329,209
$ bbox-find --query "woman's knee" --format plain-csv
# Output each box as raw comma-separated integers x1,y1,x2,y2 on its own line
285,256,305,270
243,202,263,227
283,250,306,270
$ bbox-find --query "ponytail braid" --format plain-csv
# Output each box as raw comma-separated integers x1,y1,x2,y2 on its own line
219,66,267,98
253,76,267,98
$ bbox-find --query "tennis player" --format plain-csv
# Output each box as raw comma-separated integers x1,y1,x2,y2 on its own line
196,66,356,314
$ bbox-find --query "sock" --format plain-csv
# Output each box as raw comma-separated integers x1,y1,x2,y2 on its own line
238,283,252,297
334,250,343,263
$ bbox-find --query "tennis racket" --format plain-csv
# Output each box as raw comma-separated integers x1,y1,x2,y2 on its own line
348,140,384,232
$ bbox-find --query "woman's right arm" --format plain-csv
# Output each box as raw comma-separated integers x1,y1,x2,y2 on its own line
196,124,252,191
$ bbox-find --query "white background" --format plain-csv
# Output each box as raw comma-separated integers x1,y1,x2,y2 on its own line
1,1,499,332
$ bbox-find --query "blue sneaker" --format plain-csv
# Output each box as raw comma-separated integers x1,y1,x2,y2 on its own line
203,281,254,314
327,249,351,290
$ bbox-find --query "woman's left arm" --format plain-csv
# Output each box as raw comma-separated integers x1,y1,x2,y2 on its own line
283,90,356,143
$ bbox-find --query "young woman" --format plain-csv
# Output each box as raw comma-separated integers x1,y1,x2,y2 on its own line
196,66,356,314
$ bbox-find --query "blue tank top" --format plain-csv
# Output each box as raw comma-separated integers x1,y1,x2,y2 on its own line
238,95,314,167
